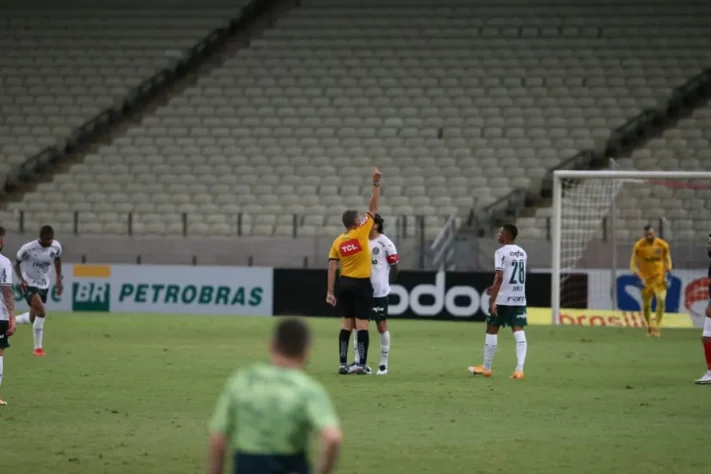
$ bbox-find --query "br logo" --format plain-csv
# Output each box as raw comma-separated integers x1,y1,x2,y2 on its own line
72,281,110,312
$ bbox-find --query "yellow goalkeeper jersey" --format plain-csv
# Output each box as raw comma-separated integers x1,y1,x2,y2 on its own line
630,237,672,279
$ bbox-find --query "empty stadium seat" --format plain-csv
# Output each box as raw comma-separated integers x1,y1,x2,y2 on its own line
5,0,711,240
0,0,248,186
517,103,711,240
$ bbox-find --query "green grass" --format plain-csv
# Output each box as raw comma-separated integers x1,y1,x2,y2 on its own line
1,313,709,474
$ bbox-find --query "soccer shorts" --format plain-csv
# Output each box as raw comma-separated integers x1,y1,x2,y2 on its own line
338,277,372,320
234,451,309,474
640,276,667,300
487,305,528,328
703,316,711,338
0,321,11,349
24,286,49,306
370,296,389,323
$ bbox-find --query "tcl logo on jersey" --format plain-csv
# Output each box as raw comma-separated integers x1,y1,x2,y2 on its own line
339,239,362,257
389,271,491,318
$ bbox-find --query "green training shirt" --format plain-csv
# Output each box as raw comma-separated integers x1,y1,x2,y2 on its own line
209,363,339,455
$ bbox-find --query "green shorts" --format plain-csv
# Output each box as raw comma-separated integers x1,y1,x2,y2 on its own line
0,321,10,349
370,296,389,323
24,286,48,306
487,305,528,328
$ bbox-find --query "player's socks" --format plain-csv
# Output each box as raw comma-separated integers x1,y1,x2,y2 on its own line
33,316,45,351
704,340,711,372
379,330,390,369
655,301,665,336
0,355,5,405
16,312,31,324
483,334,498,370
356,329,370,368
642,298,653,335
338,329,350,366
513,330,527,372
352,330,360,364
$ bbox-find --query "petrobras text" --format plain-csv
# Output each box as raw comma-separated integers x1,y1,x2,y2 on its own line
12,264,272,316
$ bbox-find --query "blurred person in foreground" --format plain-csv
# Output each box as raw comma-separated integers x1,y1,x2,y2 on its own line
207,317,342,474
629,225,672,337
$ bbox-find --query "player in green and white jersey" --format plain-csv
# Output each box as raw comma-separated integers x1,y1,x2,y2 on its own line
351,213,399,375
14,225,63,357
468,224,529,380
208,318,342,474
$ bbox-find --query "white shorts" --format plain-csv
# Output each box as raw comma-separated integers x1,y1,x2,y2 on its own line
703,317,711,338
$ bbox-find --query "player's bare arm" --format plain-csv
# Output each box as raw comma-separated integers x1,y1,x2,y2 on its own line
368,167,382,216
207,432,228,474
54,257,63,296
315,425,343,474
2,285,16,337
389,262,400,283
489,270,504,316
326,260,338,306
13,259,26,291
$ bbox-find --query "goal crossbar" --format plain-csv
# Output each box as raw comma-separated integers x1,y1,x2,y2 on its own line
551,169,711,325
554,170,711,180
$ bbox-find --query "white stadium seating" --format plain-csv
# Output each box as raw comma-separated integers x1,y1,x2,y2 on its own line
0,1,247,189
2,0,711,240
516,102,711,240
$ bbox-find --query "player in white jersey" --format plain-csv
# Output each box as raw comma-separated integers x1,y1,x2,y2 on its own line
469,224,528,380
0,226,18,406
14,225,63,357
351,214,399,375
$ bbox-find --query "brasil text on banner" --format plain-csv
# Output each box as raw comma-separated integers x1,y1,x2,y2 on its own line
526,307,694,328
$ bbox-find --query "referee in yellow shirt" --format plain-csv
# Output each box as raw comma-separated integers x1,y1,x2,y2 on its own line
327,167,382,375
630,225,672,337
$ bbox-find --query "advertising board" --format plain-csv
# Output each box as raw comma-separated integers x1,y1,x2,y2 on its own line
272,269,554,320
13,264,272,316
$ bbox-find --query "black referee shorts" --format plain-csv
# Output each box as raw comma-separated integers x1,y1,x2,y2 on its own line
338,276,373,320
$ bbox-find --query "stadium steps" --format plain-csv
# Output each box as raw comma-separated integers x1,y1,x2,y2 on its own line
461,69,711,240
0,0,295,209
451,70,711,270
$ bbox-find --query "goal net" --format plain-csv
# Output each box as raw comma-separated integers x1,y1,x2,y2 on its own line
551,168,711,328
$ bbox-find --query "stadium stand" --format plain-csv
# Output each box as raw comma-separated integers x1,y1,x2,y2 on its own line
516,102,711,240
0,0,248,190
2,0,711,245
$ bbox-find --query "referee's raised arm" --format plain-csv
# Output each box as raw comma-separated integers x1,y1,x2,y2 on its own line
367,166,382,217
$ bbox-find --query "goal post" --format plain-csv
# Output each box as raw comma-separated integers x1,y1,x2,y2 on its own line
551,169,711,326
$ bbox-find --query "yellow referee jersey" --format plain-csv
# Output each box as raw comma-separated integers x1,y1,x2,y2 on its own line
328,213,374,279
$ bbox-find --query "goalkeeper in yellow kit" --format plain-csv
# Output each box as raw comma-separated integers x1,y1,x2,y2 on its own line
630,225,672,337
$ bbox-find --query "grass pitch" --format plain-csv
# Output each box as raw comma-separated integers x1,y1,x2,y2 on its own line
1,313,709,474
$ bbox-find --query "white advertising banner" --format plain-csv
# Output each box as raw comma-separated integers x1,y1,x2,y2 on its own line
12,264,72,312
13,264,272,316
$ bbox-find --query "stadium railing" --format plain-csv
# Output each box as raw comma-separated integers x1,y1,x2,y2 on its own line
428,215,458,270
